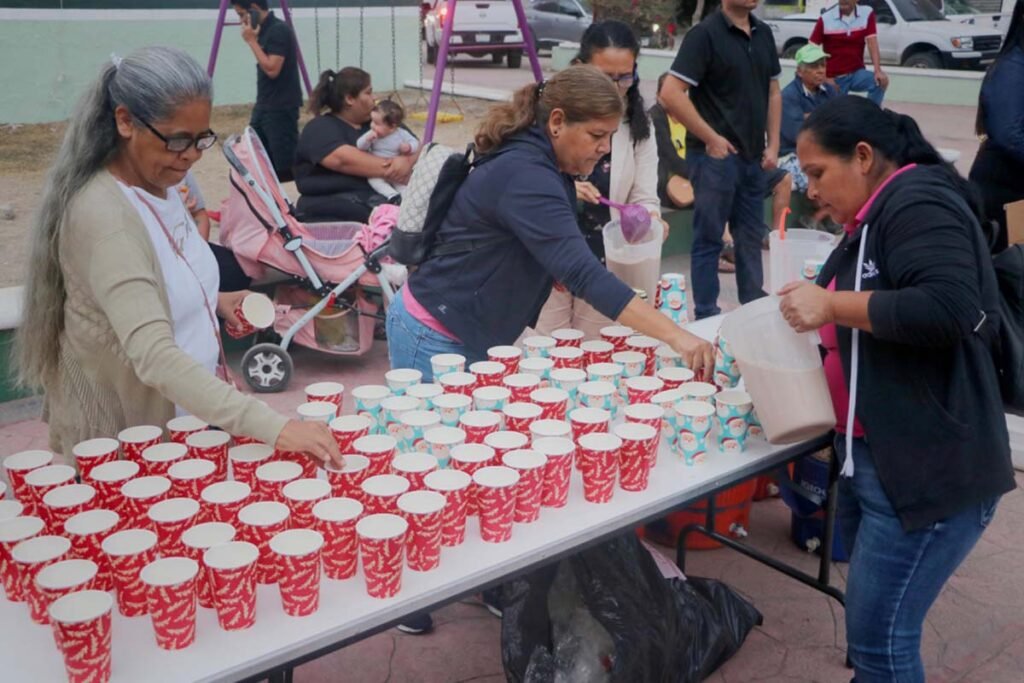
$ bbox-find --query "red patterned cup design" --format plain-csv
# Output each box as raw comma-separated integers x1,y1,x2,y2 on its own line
72,438,119,482
226,292,275,338
12,534,72,623
577,433,623,504
3,450,54,515
167,458,218,499
533,437,576,508
141,442,188,477
501,450,547,523
626,335,660,375
549,346,584,370
88,460,140,517
0,515,45,601
569,407,612,448
140,557,199,650
614,423,658,492
298,400,341,423
422,426,466,469
277,449,319,481
36,560,99,627
25,465,77,529
204,541,260,631
186,430,231,481
397,491,445,572
329,415,373,453
118,425,163,466
324,455,371,502
502,373,542,403
64,509,120,592
599,325,633,352
181,522,236,609
102,528,159,617
42,484,97,535
424,469,472,547
483,430,530,462
529,387,570,421
200,481,251,525
473,466,520,543
551,328,585,348
449,443,497,516
438,371,477,397
270,529,325,617
581,340,615,366
48,590,114,683
502,402,543,435
357,513,408,598
255,460,304,504
228,444,274,489
147,497,201,556
522,335,557,359
237,501,291,584
353,434,398,478
459,410,502,444
360,474,411,516
305,381,345,408
166,415,208,445
656,366,695,390
282,478,332,529
469,360,506,387
120,476,171,530
390,452,439,491
313,497,363,580
625,376,665,407
430,353,467,379
487,345,523,376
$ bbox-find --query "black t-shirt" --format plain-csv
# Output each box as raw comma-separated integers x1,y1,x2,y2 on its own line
256,12,303,111
293,115,372,196
670,11,781,162
578,152,612,263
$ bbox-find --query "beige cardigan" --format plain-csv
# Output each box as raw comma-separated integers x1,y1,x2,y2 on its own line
46,171,288,458
608,118,662,220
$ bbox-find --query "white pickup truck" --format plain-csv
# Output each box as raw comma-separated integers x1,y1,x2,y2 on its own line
765,0,1003,69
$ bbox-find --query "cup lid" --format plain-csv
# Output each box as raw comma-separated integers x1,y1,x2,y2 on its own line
678,382,718,398
625,376,664,392
549,368,587,383
577,381,615,396
611,351,646,365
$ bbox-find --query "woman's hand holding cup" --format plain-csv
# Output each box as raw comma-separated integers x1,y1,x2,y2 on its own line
275,420,343,468
669,331,714,382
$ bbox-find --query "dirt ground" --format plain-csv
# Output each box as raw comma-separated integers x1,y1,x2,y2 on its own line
0,89,492,288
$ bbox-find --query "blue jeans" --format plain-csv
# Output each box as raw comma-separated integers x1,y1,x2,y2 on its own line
835,68,886,106
689,152,767,318
836,436,999,682
386,289,485,381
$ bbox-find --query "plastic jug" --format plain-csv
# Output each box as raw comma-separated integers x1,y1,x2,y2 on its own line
769,229,838,294
602,219,663,301
720,296,835,444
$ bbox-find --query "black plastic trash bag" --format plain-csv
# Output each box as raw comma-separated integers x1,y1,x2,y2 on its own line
501,533,762,683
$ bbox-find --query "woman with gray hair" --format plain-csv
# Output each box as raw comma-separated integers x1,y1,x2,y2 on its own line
16,46,341,466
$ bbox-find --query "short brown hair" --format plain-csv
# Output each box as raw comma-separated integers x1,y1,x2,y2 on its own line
474,65,623,153
373,99,404,127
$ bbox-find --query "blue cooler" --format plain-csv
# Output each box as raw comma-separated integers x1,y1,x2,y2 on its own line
779,451,849,563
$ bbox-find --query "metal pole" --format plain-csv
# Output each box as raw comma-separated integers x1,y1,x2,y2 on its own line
278,0,314,96
207,0,230,77
510,0,544,82
424,0,461,143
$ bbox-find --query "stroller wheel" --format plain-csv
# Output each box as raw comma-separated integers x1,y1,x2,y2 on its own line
241,343,293,393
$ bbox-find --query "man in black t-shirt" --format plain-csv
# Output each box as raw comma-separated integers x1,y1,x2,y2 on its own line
660,0,782,319
233,0,303,181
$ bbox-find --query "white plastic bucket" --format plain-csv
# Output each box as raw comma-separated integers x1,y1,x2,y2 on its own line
769,229,838,294
602,219,663,301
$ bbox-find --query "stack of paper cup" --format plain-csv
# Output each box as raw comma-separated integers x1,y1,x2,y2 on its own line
656,273,688,324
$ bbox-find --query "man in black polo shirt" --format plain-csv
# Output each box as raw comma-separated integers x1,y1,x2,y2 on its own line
660,0,782,319
233,0,303,181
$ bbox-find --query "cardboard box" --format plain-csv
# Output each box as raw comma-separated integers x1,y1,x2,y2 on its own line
1005,199,1024,246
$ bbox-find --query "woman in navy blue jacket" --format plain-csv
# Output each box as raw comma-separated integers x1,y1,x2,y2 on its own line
779,96,1015,682
387,66,714,380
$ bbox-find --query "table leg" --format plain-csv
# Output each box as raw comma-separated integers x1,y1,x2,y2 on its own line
266,667,294,683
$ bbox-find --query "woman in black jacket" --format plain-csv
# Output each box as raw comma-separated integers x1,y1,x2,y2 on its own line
778,96,1015,682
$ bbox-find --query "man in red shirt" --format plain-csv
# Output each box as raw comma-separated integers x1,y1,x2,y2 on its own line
809,0,889,105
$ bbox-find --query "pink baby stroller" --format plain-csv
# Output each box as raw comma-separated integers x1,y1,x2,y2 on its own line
219,128,402,392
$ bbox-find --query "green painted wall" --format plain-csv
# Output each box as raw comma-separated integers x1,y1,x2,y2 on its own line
0,3,422,124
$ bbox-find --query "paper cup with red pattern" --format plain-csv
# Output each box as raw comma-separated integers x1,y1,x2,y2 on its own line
599,325,633,352
384,369,423,398
360,474,411,516
89,460,140,516
437,371,477,398
353,434,398,477
459,410,502,444
225,291,275,338
64,509,119,592
449,443,497,516
282,478,332,529
626,335,660,374
502,373,542,403
313,497,363,580
522,335,556,359
549,346,584,371
36,559,98,637
423,469,472,547
323,455,371,502
518,357,555,385
406,382,445,410
397,490,445,572
255,460,304,504
147,497,201,555
237,501,291,584
200,481,252,525
166,415,208,445
328,414,373,453
469,360,506,388
431,393,473,429
203,541,260,630
487,345,523,377
381,395,421,441
72,438,119,482
276,449,320,489
3,450,54,514
141,442,188,477
232,435,261,446
270,528,324,616
357,513,409,598
140,557,199,649
421,426,466,468
101,528,158,616
484,430,530,462
25,465,77,528
168,458,218,499
181,521,236,609
0,499,20,521
297,400,339,424
305,381,345,409
42,484,97,535
568,407,612,452
501,450,548,524
120,475,171,529
473,466,520,543
529,387,570,421
430,352,466,379
533,437,576,508
656,366,695,391
395,409,442,453
581,339,615,367
186,429,232,480
502,402,544,435
0,515,45,601
390,452,439,491
674,400,715,465
655,344,685,372
352,384,392,434
625,375,665,407
472,385,512,412
118,425,163,466
548,368,587,410
48,590,114,683
12,534,71,623
613,422,658,492
528,419,572,445
577,433,622,504
551,328,585,348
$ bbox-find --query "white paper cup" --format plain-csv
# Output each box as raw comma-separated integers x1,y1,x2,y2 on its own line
240,292,275,329
678,382,718,402
121,475,172,502
429,353,467,378
385,368,423,394
397,490,446,515
0,499,23,521
42,484,96,512
36,558,98,592
101,528,157,557
142,442,188,469
305,381,345,403
238,501,291,528
312,497,364,523
201,481,251,506
297,401,339,423
148,497,201,524
529,419,572,442
182,522,236,551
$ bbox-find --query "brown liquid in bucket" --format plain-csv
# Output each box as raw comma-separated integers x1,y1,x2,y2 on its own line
740,361,835,444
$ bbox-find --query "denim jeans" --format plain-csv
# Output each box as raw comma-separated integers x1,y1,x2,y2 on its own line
835,68,886,107
386,289,485,381
836,436,999,682
688,152,767,318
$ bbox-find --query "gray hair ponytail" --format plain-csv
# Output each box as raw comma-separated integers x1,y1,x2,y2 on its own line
15,46,212,391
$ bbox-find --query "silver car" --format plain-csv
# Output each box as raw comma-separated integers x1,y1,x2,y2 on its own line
525,0,593,49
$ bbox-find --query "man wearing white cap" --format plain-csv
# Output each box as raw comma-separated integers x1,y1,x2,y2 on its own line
779,43,839,195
